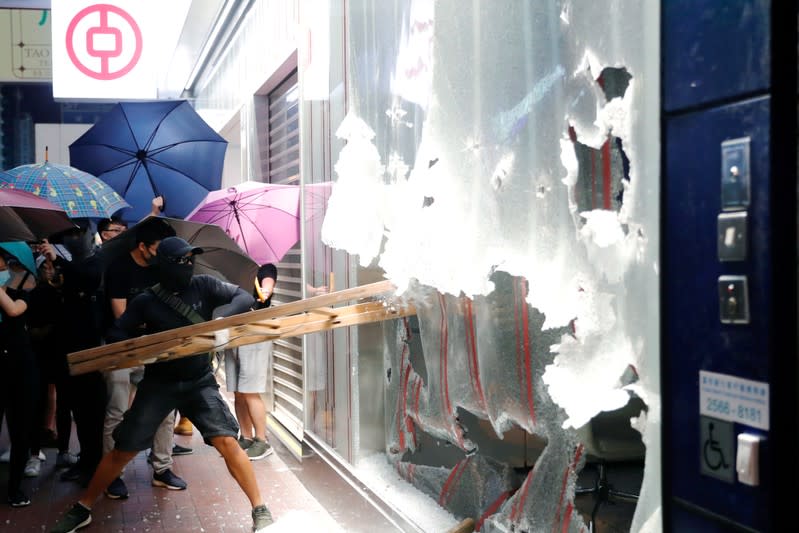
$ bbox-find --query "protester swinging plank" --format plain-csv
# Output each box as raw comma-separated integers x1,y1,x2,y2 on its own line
67,280,415,376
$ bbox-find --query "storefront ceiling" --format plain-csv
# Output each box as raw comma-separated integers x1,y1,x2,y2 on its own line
161,0,227,99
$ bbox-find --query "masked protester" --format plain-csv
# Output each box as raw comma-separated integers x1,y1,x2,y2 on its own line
50,237,275,533
39,222,108,487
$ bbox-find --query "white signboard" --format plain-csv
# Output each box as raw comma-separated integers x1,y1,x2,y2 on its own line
51,0,190,100
0,8,52,81
699,370,769,430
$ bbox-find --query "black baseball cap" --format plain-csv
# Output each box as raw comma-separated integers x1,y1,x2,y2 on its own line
157,236,203,258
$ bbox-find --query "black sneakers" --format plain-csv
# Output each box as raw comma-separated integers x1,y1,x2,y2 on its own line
50,502,92,533
59,465,90,487
8,490,31,507
252,504,274,532
152,468,187,490
105,476,129,500
171,443,193,456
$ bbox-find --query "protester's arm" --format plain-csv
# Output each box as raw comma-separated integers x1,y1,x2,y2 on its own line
0,285,27,317
105,294,147,343
212,287,255,319
110,298,127,319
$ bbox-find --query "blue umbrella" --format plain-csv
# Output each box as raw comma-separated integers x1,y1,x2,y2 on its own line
68,100,228,221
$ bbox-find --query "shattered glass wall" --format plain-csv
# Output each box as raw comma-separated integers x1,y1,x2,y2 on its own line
312,1,660,531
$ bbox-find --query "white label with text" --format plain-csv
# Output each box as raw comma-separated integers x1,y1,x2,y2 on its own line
699,370,769,430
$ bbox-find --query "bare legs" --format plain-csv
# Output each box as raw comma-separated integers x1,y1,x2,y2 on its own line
234,392,267,441
77,437,263,511
211,435,263,507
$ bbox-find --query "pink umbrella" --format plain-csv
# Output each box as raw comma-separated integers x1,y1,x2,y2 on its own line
0,187,77,241
186,181,300,265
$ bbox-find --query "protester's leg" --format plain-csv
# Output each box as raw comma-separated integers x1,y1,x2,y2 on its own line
6,401,30,498
77,449,137,508
210,435,264,507
84,377,176,505
236,342,271,442
103,368,132,455
233,393,253,439
42,383,58,443
70,372,107,474
150,410,175,474
54,377,72,453
243,393,267,440
30,365,48,456
181,374,266,512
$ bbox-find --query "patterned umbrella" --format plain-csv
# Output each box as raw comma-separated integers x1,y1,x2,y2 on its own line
0,161,130,219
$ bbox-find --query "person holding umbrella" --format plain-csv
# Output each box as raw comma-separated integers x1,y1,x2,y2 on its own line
225,263,277,460
50,237,274,533
0,242,40,507
38,221,108,486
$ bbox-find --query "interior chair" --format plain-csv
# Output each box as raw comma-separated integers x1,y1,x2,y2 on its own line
574,392,647,532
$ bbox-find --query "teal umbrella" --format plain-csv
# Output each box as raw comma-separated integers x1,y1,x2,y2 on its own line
0,241,37,276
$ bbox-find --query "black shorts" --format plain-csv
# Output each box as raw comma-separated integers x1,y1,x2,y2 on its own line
112,373,239,451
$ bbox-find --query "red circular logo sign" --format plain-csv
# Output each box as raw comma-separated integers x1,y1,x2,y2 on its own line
66,4,143,81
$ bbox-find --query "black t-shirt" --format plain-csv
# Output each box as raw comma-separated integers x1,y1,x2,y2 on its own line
107,274,254,382
0,286,32,356
54,254,104,353
105,252,160,303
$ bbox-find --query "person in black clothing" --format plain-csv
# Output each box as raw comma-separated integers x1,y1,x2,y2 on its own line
26,257,79,470
50,237,274,533
101,218,188,500
0,242,40,507
38,220,108,486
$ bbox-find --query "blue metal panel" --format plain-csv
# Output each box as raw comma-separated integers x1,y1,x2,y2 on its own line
663,0,770,112
664,96,772,531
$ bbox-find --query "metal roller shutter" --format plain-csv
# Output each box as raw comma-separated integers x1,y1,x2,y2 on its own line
258,71,304,441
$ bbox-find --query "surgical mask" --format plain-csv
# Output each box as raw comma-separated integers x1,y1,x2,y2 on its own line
0,269,10,287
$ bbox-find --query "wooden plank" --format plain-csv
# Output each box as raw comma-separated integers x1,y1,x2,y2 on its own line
70,302,415,375
67,281,414,375
68,280,397,365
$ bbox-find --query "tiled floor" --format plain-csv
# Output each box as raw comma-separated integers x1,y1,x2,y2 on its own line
1,411,640,533
0,424,355,532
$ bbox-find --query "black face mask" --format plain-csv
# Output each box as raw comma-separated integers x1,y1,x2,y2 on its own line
158,261,194,292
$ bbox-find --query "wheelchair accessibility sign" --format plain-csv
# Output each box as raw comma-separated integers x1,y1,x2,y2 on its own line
700,416,734,483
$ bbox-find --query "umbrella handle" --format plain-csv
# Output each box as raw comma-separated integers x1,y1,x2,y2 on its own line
329,272,335,293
